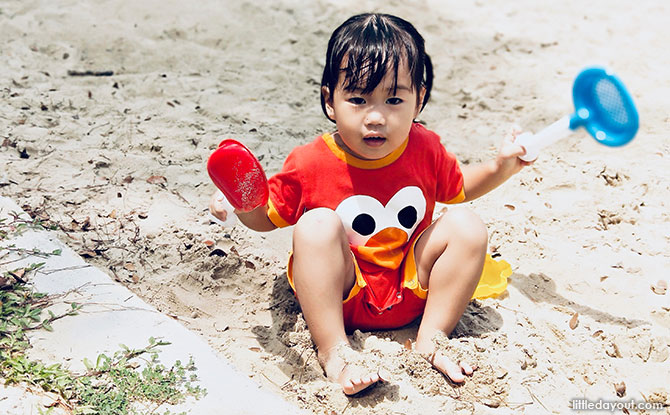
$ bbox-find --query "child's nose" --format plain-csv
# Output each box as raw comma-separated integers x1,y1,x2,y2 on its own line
365,108,385,126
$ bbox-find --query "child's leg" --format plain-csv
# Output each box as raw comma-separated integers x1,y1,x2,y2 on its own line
291,208,384,394
413,206,487,383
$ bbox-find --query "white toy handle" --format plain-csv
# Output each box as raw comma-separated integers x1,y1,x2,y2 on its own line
516,116,573,162
209,190,238,228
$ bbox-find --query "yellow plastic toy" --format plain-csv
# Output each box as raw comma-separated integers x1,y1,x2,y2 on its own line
471,254,512,299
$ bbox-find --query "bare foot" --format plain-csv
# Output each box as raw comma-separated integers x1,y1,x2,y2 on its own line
415,342,474,383
424,350,474,383
318,343,388,395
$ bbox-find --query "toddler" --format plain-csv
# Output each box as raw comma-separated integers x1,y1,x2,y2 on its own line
210,13,530,395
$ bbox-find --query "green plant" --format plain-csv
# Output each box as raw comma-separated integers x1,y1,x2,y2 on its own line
1,214,79,398
1,212,205,414
0,266,82,397
75,338,205,415
0,211,58,240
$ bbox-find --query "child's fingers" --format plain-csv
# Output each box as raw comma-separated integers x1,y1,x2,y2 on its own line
210,191,231,214
210,190,231,209
505,148,527,163
501,124,533,160
209,212,228,226
504,123,523,142
499,139,526,159
208,190,237,227
502,124,524,150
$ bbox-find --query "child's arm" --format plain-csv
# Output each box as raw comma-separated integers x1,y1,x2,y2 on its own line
234,204,277,231
209,192,277,232
460,129,530,202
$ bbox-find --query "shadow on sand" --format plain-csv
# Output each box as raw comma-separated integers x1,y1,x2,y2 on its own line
509,272,649,329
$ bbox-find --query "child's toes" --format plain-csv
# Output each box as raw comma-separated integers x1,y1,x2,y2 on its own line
377,368,392,382
342,379,356,395
460,361,474,376
446,366,465,383
319,343,386,395
432,353,466,383
342,369,381,395
361,373,379,385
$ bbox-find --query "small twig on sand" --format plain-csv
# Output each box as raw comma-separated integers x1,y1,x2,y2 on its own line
524,385,549,412
38,264,92,275
298,349,314,384
507,399,535,410
0,255,30,266
67,70,114,77
87,121,111,135
261,372,281,388
170,189,192,207
147,394,172,415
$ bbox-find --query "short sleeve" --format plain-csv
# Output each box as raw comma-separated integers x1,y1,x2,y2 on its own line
267,151,304,227
435,144,465,204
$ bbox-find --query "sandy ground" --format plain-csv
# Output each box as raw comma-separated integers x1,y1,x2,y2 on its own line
1,0,670,414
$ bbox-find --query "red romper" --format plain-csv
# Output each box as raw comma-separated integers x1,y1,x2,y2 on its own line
267,123,465,332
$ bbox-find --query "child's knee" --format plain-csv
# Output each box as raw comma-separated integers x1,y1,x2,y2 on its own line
293,208,345,246
442,207,487,250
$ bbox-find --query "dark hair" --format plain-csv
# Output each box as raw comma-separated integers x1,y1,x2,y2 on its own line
320,13,434,123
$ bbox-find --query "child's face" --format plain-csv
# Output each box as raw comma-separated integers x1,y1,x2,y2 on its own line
323,61,425,160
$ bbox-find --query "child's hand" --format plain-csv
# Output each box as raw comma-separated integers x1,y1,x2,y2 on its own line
209,190,237,227
496,125,533,177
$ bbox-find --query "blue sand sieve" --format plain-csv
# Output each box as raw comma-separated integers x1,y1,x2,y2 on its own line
516,66,639,162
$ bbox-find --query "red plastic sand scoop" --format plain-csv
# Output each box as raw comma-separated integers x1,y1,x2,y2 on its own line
207,139,269,211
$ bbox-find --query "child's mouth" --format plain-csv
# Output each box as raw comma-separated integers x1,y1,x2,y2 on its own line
363,136,386,147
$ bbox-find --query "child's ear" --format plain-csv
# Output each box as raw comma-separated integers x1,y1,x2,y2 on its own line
321,86,336,121
414,86,427,118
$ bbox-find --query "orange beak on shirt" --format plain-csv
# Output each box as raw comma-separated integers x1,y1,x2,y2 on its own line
354,227,408,270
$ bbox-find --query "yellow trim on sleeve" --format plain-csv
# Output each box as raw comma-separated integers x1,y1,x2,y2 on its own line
267,198,291,228
444,186,466,204
322,133,408,169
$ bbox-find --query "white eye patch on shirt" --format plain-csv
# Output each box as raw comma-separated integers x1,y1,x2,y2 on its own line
335,186,427,247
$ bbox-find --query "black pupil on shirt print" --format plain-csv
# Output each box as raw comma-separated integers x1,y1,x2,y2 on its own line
352,213,375,236
398,206,417,229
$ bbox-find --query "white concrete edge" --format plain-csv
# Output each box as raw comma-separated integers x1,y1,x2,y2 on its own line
0,196,311,415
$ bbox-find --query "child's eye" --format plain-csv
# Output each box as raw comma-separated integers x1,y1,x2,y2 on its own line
348,97,366,105
386,97,403,105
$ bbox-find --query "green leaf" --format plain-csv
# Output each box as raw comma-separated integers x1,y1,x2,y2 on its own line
96,353,110,371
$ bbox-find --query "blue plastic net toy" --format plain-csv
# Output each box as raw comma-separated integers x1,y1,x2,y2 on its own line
517,66,639,161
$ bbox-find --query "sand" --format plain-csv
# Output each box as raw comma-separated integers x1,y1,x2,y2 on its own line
1,0,669,414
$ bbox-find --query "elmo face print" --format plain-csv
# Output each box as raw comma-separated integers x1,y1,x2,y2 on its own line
335,186,427,248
